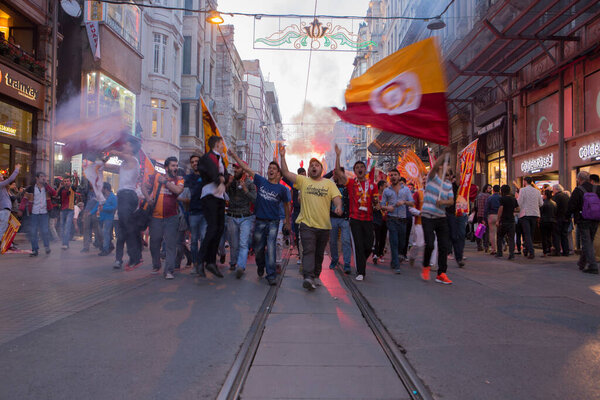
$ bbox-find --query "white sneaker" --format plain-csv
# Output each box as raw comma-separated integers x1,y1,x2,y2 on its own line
61,245,68,250
355,274,364,281
314,277,323,286
297,259,301,265
165,273,174,280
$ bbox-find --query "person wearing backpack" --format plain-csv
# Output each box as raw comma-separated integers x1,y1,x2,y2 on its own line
568,171,599,274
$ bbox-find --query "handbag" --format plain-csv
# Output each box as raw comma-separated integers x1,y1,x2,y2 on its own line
133,181,162,231
474,223,487,239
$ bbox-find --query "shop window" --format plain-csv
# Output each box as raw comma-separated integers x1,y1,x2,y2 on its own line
151,98,166,138
0,100,32,143
106,3,141,50
584,69,600,133
487,150,506,187
87,73,136,136
153,33,167,75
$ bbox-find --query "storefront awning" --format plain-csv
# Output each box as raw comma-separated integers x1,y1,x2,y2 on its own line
367,131,411,155
445,0,600,110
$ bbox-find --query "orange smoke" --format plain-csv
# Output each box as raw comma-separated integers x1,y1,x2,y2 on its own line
286,102,337,160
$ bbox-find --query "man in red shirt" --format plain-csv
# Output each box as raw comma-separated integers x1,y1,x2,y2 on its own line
143,156,184,279
335,148,378,281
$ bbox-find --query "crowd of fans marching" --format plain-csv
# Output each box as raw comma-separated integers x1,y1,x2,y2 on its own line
0,136,598,288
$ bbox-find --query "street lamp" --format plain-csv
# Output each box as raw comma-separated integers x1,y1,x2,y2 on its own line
206,10,224,25
427,18,446,30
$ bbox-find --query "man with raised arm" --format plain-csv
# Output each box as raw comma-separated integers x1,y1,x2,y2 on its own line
228,149,291,286
420,149,455,284
334,144,379,281
280,144,342,291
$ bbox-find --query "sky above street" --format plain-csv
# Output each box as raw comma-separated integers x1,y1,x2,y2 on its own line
219,0,370,161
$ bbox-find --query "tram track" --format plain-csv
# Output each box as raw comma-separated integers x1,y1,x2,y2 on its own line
216,247,292,400
336,267,434,400
216,248,433,400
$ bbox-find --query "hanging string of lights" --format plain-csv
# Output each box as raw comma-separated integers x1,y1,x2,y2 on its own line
97,0,456,22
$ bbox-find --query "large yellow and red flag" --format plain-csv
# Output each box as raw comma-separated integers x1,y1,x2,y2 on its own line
201,97,228,166
455,139,478,216
397,149,428,189
333,38,449,145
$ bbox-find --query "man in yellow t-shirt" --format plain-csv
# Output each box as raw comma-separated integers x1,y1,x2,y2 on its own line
279,144,342,291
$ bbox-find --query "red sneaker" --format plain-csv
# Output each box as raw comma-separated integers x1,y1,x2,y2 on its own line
421,266,430,281
435,273,452,285
125,259,143,271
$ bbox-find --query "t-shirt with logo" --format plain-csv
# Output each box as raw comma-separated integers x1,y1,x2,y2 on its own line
294,175,341,230
347,178,378,221
254,174,290,220
149,174,184,219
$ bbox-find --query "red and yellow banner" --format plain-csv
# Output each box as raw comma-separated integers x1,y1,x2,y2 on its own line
456,139,478,216
427,147,437,168
397,149,428,189
1,214,21,254
201,97,228,166
332,38,449,145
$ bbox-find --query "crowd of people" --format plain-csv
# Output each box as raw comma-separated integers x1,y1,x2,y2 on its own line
0,136,598,289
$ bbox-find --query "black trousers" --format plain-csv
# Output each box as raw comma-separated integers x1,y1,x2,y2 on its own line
553,220,570,256
497,222,515,256
373,222,387,258
117,189,142,264
403,216,412,257
540,221,555,255
350,218,374,276
422,216,449,274
198,195,225,265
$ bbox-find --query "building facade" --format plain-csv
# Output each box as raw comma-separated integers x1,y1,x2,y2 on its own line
180,0,218,166
214,25,247,157
0,0,55,186
243,60,281,175
56,0,143,186
139,2,184,163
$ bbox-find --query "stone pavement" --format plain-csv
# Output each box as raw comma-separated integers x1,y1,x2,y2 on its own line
0,235,271,400
242,264,410,400
356,244,600,400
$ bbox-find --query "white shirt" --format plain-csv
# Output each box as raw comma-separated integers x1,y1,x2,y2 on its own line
517,185,543,218
201,151,226,200
118,158,140,192
32,185,47,215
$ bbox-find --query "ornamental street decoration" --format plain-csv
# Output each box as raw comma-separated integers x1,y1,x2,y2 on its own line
254,17,376,52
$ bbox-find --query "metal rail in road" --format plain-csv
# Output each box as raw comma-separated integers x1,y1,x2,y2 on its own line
215,249,292,400
216,249,433,400
336,267,435,400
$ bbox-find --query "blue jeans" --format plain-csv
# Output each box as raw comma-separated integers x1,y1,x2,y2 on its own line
447,214,468,262
253,219,279,280
189,213,207,265
29,213,50,251
101,219,114,252
60,209,74,246
329,217,352,268
387,217,407,268
227,215,254,270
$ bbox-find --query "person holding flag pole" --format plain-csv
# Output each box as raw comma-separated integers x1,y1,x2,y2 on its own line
420,149,454,284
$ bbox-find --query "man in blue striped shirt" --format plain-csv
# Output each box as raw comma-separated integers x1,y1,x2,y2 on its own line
421,150,454,284
382,170,414,273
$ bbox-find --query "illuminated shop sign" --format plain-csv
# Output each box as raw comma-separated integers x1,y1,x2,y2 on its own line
521,153,554,174
0,70,39,101
578,142,600,162
0,124,16,136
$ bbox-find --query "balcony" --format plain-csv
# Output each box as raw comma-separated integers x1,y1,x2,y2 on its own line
0,38,45,79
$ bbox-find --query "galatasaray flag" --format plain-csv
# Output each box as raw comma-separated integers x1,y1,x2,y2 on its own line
201,97,229,166
333,38,449,145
